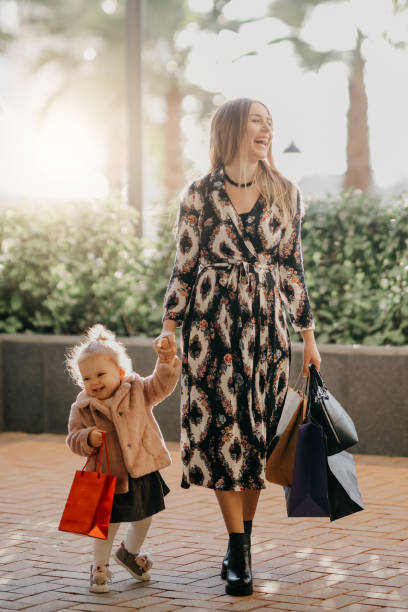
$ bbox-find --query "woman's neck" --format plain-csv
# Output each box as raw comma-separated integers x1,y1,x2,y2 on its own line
224,159,258,184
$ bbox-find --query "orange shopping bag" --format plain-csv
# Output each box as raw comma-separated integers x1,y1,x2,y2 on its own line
59,433,116,540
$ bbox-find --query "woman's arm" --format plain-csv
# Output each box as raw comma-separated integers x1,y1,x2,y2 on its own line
279,187,321,374
278,188,314,332
162,183,203,328
300,328,321,376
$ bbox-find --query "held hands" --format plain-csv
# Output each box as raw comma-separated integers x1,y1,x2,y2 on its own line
89,428,105,448
153,330,178,364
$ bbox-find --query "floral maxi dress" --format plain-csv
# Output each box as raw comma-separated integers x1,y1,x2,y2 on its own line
163,167,314,491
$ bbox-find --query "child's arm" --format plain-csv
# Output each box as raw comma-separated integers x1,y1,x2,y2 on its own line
66,404,101,456
142,334,181,407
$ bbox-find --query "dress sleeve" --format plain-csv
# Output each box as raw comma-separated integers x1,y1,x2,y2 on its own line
162,184,203,326
278,187,315,333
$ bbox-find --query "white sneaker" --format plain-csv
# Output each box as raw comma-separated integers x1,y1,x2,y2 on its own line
89,563,113,593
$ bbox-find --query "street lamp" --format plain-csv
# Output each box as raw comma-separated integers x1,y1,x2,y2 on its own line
282,139,304,182
283,140,301,154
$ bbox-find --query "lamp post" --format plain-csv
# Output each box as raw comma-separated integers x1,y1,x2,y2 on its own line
126,0,143,237
283,140,301,154
282,139,304,183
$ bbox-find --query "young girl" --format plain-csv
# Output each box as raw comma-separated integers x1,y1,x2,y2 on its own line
65,324,180,593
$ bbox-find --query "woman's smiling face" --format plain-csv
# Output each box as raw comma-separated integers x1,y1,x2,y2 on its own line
242,101,273,162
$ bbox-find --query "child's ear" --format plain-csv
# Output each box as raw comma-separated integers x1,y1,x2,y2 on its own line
119,368,126,381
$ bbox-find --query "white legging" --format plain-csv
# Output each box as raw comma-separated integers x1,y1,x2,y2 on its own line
94,516,152,566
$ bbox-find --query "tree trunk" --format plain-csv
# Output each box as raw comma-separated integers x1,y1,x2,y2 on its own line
126,0,143,235
106,120,124,195
345,32,371,191
165,77,185,201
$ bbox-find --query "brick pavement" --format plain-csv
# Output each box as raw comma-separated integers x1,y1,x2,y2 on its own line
0,432,407,612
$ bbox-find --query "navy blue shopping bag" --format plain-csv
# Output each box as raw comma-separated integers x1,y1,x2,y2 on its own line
285,420,330,517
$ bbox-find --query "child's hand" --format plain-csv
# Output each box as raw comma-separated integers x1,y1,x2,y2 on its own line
154,331,177,363
88,429,105,448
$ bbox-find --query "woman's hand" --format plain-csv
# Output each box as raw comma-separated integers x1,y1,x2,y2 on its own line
301,329,321,376
154,330,177,363
89,429,105,448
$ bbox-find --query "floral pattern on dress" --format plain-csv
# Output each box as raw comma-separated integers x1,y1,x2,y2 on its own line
163,166,314,490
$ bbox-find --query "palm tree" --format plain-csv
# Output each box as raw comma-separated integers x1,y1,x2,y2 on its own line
4,0,247,207
141,0,247,200
246,0,407,191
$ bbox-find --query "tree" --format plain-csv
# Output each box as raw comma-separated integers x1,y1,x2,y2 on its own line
245,0,407,191
3,0,248,207
141,0,247,200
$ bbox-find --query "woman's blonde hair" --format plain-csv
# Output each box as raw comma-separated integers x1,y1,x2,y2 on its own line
66,324,132,388
209,98,295,220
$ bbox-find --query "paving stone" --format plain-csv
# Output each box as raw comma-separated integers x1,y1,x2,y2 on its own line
177,608,226,612
1,435,408,612
228,600,268,610
339,605,391,611
360,600,408,609
72,604,138,612
16,602,73,612
167,600,230,609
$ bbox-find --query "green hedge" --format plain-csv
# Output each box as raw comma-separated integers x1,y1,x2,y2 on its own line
302,191,407,345
0,191,407,344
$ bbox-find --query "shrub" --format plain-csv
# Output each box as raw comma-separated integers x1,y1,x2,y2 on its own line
0,191,406,345
302,191,408,345
0,198,145,335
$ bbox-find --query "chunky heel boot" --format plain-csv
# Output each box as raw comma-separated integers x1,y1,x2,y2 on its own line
221,520,252,579
225,532,253,596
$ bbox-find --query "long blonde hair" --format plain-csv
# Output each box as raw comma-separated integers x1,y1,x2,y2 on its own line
209,98,295,220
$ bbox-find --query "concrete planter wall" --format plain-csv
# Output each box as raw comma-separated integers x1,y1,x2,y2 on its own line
0,334,407,456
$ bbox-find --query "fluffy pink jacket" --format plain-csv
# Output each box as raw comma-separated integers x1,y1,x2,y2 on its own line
66,357,181,493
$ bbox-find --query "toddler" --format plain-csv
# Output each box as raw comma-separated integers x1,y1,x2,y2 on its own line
65,324,180,593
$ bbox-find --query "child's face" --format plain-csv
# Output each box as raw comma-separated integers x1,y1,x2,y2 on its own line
79,353,124,400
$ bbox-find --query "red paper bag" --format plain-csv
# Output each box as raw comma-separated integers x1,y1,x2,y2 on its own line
59,434,117,540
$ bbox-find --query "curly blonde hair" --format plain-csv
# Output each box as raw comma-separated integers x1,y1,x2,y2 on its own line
66,324,133,388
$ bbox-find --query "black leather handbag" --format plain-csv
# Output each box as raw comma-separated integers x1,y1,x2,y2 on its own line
308,365,358,456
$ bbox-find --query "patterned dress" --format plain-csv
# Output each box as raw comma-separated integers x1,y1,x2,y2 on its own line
163,166,314,491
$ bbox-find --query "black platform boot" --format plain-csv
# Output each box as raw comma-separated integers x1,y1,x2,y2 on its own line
225,532,253,596
221,520,252,579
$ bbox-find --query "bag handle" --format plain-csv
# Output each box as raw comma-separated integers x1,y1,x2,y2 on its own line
81,432,112,476
101,433,112,474
305,364,328,423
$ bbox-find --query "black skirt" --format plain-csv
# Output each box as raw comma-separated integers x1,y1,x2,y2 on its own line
110,471,170,523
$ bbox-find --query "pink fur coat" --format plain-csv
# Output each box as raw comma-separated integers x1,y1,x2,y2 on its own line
66,357,181,493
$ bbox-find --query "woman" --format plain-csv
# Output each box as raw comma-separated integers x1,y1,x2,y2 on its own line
160,98,321,596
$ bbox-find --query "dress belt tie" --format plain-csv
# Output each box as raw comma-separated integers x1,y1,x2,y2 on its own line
198,261,274,289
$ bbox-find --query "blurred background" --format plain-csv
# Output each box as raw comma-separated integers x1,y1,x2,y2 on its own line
0,0,407,345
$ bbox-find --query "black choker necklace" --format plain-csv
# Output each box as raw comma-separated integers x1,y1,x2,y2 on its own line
224,171,254,188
